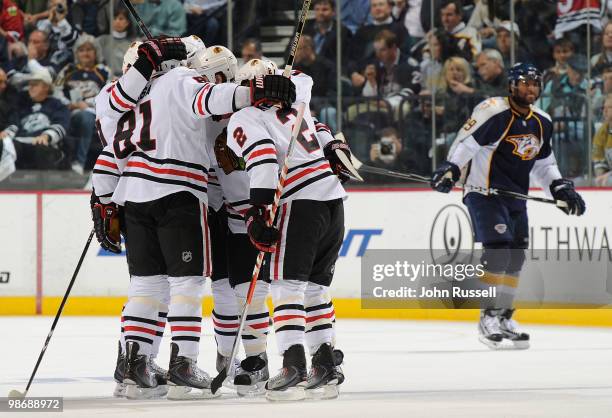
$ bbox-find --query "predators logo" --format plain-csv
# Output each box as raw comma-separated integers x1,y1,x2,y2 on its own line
504,134,541,161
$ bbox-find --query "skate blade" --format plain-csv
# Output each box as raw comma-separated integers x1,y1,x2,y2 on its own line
509,339,530,350
236,381,267,397
167,385,221,400
125,383,168,400
306,384,339,400
265,386,306,402
113,382,126,398
478,335,503,350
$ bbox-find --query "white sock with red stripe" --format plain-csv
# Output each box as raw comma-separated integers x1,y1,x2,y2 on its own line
235,281,270,356
211,278,239,356
151,304,168,358
271,279,307,354
168,276,205,360
304,284,336,354
123,275,168,356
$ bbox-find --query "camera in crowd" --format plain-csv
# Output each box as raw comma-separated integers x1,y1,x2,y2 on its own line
374,136,398,163
56,3,66,14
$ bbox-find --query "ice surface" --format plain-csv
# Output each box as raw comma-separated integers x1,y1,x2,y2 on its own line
2,317,612,418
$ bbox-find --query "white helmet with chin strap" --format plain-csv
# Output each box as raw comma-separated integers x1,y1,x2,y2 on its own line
159,35,206,72
122,41,142,74
193,45,238,82
235,59,278,84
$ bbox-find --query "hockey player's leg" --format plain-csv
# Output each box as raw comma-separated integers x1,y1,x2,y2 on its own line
166,276,219,400
211,278,241,389
122,275,169,399
234,280,271,397
113,306,127,398
266,279,308,402
304,284,342,400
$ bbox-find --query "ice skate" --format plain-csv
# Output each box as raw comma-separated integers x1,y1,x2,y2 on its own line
216,351,242,390
167,343,220,400
234,353,269,397
265,345,307,401
478,309,504,350
112,341,126,398
123,341,168,399
305,344,343,400
499,309,530,349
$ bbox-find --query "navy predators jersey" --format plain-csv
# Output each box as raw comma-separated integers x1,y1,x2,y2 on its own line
447,96,562,205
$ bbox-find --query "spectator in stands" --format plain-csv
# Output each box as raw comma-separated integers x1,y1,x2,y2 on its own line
392,0,425,41
513,0,556,70
543,37,575,87
591,21,612,76
401,89,434,174
184,0,226,46
239,38,266,66
36,0,79,71
11,67,69,169
437,56,478,135
553,0,602,56
439,0,480,61
540,54,596,177
0,66,18,180
56,33,110,174
293,34,338,130
349,0,410,68
97,7,136,77
419,28,461,90
304,0,351,70
7,29,60,84
351,29,420,100
593,64,612,121
474,48,506,99
494,20,530,69
365,126,417,183
0,0,25,59
466,0,501,49
340,0,370,35
70,0,114,37
593,94,612,186
19,0,49,29
133,0,186,37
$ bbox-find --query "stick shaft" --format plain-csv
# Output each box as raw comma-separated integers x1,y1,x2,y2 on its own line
283,0,313,77
121,0,153,39
23,229,95,396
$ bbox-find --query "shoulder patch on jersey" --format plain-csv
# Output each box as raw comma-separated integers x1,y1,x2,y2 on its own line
531,106,552,123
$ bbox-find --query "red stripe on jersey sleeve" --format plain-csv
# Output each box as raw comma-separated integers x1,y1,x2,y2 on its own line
111,86,133,110
95,159,118,170
284,163,331,186
247,148,277,161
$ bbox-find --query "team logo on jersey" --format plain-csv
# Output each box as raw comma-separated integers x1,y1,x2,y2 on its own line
494,224,507,234
182,251,192,263
505,134,541,161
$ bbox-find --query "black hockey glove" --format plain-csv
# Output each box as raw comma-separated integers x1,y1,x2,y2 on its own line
324,139,353,183
250,75,296,109
431,161,461,193
90,192,122,254
245,205,280,253
137,36,187,71
549,178,586,216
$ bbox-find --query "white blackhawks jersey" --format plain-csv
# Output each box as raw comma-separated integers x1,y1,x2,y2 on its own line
226,103,345,205
92,66,243,206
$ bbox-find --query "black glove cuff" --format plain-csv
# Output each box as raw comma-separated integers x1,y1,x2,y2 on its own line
133,55,155,80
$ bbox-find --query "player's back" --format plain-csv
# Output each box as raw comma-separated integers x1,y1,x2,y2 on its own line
110,67,211,205
228,102,345,203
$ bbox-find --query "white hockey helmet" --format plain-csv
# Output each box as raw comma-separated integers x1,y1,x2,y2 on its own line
235,59,278,84
160,35,206,72
192,45,238,83
122,41,142,74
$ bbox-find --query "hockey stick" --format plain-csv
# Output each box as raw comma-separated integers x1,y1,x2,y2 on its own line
121,0,153,39
210,0,313,395
8,229,95,399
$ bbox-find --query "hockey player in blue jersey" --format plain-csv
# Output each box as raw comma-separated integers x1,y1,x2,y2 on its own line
430,62,586,350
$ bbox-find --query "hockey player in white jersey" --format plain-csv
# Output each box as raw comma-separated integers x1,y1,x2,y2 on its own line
91,36,296,400
225,61,352,401
431,63,586,349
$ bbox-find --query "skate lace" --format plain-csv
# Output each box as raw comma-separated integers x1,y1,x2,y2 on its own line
501,318,520,335
483,314,502,334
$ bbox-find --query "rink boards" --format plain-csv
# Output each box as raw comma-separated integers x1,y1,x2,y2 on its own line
0,188,611,325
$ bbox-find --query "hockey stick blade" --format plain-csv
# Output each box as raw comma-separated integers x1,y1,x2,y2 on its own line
210,368,226,394
335,148,364,182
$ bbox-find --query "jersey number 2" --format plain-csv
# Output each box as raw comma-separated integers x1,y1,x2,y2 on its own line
113,100,156,158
